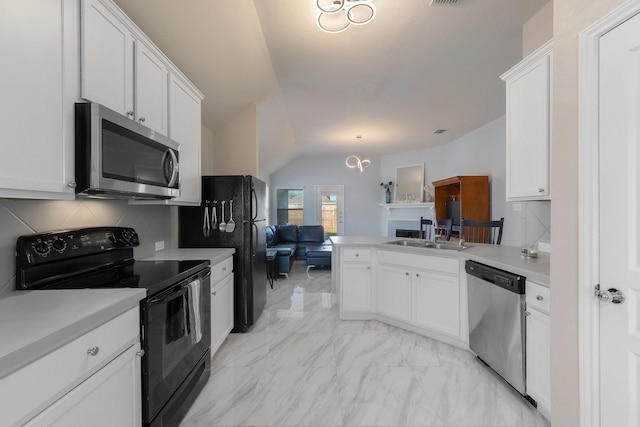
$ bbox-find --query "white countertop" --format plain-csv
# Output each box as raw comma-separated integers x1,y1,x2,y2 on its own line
330,236,550,286
144,248,235,265
0,288,145,379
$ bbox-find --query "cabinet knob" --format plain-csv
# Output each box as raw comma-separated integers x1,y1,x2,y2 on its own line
212,291,217,296
67,181,77,188
536,295,544,301
416,273,420,278
538,188,545,193
139,116,146,123
136,349,145,358
525,311,531,316
367,266,371,270
126,110,134,117
355,253,359,257
87,346,100,356
405,272,409,276
222,267,227,271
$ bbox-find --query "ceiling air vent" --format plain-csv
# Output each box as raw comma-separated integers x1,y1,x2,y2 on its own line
433,129,447,134
429,0,462,6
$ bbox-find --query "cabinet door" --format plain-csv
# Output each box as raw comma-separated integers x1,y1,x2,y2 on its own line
341,263,372,312
168,73,202,205
81,0,134,116
526,308,551,415
412,269,460,337
24,343,142,427
0,0,75,198
211,273,234,356
376,264,412,323
135,42,168,135
504,47,552,200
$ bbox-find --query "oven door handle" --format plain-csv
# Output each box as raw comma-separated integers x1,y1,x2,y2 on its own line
148,285,189,306
147,271,210,305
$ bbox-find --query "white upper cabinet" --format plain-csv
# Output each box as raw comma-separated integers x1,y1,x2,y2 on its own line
167,73,203,205
501,40,553,201
0,0,77,199
82,0,168,135
81,0,134,118
135,42,168,135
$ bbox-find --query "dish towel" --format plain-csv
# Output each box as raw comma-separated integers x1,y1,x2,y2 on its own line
187,279,202,344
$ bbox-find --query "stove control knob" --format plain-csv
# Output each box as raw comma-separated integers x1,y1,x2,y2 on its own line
34,241,50,255
52,239,66,252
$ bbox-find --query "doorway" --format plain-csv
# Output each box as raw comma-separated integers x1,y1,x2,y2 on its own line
315,185,344,239
580,3,640,426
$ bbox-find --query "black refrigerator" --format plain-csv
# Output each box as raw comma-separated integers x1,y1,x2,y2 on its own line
178,175,267,332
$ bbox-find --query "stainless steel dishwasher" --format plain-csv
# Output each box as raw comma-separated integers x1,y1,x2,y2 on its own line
466,260,527,396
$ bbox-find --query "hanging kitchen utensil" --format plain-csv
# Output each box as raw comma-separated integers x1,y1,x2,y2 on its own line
226,200,236,233
202,200,210,237
211,200,218,230
218,200,227,232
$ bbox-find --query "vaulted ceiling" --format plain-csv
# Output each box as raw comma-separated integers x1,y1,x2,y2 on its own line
113,0,548,174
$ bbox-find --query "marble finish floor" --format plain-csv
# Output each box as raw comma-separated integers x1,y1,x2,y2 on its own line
180,262,550,427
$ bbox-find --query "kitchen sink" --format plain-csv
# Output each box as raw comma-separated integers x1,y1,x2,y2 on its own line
384,239,471,251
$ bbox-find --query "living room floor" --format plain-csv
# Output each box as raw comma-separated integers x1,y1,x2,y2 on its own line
180,262,550,427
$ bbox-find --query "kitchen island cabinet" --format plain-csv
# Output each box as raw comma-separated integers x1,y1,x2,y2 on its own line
340,248,373,313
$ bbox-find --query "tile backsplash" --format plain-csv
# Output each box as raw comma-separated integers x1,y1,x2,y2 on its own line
0,199,177,295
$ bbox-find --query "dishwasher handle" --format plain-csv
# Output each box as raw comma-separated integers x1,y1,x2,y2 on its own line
465,260,526,294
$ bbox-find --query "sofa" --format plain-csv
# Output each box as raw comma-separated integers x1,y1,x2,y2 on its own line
266,224,327,277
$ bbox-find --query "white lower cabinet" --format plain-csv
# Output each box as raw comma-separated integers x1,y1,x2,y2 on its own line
211,255,234,356
339,248,464,343
24,343,142,427
376,264,412,323
0,307,141,426
525,281,551,418
413,268,460,337
340,248,373,313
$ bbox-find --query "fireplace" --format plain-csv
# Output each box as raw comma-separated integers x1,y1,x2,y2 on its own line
396,229,421,238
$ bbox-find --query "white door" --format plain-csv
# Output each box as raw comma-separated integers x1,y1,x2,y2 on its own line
598,11,640,426
315,185,344,237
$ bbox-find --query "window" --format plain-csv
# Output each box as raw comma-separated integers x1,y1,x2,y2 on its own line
276,188,303,225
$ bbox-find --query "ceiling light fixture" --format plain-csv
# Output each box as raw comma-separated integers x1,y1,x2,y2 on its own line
345,155,371,172
316,0,376,34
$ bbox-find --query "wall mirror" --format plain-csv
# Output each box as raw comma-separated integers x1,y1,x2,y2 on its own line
395,163,424,203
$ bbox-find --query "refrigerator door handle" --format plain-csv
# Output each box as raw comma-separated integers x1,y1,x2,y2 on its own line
251,187,258,221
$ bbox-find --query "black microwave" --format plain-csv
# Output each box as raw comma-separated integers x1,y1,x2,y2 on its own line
75,102,180,200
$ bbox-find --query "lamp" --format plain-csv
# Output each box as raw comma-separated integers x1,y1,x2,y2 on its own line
317,0,376,33
345,155,371,172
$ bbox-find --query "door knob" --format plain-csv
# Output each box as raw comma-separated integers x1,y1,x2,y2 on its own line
595,287,626,304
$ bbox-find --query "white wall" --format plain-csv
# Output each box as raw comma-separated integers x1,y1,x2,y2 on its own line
212,103,259,176
269,155,381,236
380,117,551,247
523,2,553,57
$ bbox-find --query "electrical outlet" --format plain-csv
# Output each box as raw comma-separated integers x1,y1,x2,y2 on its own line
512,203,522,212
155,241,165,251
538,242,551,253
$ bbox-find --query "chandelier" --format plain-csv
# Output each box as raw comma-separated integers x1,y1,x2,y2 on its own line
316,0,376,34
345,155,371,172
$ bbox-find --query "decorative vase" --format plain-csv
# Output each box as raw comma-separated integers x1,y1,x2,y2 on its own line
385,188,391,203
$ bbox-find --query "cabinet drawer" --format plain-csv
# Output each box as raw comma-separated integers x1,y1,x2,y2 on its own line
526,281,550,314
212,256,233,283
342,248,371,262
0,308,139,426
